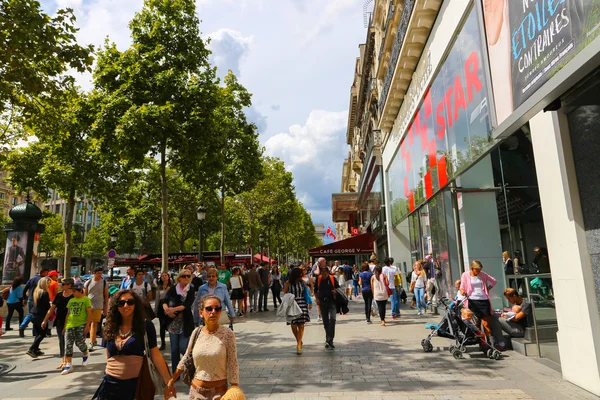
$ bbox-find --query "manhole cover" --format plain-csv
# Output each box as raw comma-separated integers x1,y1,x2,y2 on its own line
0,362,15,375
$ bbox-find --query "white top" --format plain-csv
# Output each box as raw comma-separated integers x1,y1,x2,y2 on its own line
469,275,487,300
411,272,425,288
337,274,346,286
372,274,389,301
131,281,149,299
382,265,398,289
230,276,242,290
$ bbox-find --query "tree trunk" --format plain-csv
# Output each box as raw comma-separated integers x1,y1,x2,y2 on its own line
63,189,76,279
160,144,169,273
220,185,226,264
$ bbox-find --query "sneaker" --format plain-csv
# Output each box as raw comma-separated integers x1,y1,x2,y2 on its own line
324,341,330,348
366,320,372,324
82,355,89,366
392,316,397,320
26,350,38,358
5,327,13,331
317,316,322,322
249,309,254,313
87,342,95,352
417,311,422,316
258,309,263,312
35,350,45,356
328,341,335,349
61,364,72,375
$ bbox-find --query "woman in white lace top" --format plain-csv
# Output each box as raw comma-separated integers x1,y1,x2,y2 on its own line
167,295,239,400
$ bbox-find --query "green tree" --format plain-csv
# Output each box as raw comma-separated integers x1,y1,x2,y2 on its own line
38,212,64,258
0,0,93,145
82,226,109,260
214,72,263,261
93,0,220,272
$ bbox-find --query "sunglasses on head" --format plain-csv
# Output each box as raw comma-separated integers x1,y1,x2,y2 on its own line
204,306,222,312
117,299,136,307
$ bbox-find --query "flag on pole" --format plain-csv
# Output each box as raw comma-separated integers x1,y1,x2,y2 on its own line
326,226,337,241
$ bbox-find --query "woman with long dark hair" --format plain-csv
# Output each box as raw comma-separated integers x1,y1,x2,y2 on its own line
26,277,51,358
93,290,171,400
371,265,390,326
155,271,173,350
283,267,311,354
270,265,282,309
5,276,23,331
163,269,196,374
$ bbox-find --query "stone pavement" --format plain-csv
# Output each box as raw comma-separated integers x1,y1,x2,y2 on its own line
0,297,597,400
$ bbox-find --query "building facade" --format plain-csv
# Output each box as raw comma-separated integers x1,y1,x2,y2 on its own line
336,0,600,395
0,171,43,215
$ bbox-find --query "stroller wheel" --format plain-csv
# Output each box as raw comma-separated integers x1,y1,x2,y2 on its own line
493,350,501,360
487,349,494,359
459,345,467,353
422,339,433,352
452,349,463,360
449,345,456,354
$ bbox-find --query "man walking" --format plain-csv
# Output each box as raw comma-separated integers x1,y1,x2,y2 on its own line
382,257,401,319
119,266,135,290
84,266,108,351
218,263,232,287
257,263,271,312
342,262,354,299
312,257,325,321
129,269,152,301
19,268,49,337
247,264,261,313
315,264,339,349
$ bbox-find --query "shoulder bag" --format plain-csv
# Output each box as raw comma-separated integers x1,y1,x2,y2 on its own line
181,327,202,385
138,330,166,398
384,276,393,296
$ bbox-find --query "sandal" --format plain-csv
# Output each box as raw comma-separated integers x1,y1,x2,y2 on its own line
56,363,65,370
297,344,302,355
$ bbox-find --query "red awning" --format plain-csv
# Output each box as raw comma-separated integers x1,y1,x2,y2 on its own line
308,233,378,256
253,254,277,264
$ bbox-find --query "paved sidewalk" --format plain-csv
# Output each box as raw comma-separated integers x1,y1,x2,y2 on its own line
0,297,597,400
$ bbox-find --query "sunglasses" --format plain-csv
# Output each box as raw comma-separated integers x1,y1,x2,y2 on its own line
180,275,191,279
208,275,217,278
117,299,136,307
204,306,222,312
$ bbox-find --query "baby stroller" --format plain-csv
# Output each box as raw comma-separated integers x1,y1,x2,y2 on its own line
420,296,502,360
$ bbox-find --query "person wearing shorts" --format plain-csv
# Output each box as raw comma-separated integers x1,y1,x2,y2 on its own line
84,266,108,351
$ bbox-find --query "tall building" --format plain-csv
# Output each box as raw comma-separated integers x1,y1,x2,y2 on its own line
335,0,600,395
0,171,43,215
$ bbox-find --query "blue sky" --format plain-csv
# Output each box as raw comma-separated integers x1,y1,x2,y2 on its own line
46,0,368,243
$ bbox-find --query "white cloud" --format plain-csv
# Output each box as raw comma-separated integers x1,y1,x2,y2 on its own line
265,109,348,226
206,29,254,78
303,0,361,45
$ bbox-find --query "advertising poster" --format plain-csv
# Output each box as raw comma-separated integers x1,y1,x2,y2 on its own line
2,232,28,283
483,0,600,123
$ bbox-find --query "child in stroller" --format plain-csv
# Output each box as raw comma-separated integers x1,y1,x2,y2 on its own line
420,296,502,360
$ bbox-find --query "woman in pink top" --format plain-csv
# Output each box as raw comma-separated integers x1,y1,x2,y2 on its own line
459,260,497,338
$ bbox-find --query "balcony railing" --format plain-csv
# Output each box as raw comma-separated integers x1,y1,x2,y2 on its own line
378,0,415,113
378,0,397,62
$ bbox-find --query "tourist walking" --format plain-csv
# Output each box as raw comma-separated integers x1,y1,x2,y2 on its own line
246,264,261,313
93,290,171,400
167,295,240,400
372,265,390,326
84,266,109,352
342,262,353,299
351,265,360,299
26,277,51,358
258,263,270,312
41,278,74,369
382,257,401,319
270,265,282,309
459,260,497,339
59,282,92,375
48,270,60,301
313,258,326,321
5,277,24,331
164,269,196,373
315,266,339,349
19,268,49,337
283,267,311,354
411,261,427,315
359,262,373,323
129,269,152,302
194,268,235,326
229,267,245,316
119,266,135,290
155,271,173,350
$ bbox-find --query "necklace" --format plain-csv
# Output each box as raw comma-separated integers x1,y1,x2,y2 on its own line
119,327,132,339
203,326,219,335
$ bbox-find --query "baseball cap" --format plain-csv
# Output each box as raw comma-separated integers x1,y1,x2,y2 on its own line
73,282,84,291
94,266,104,272
48,270,59,277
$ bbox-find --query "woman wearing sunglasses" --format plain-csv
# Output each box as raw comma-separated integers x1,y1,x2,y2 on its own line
167,295,239,400
93,290,171,400
163,269,197,373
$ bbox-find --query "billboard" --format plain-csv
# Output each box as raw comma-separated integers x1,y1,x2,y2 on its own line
2,232,29,283
387,8,493,227
483,0,600,123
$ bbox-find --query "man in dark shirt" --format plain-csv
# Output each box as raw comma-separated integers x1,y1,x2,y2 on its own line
342,263,353,299
315,266,340,349
19,268,49,337
257,263,271,312
498,288,532,337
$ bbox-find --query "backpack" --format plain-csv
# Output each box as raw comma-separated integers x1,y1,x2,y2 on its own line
84,278,107,293
129,280,150,297
317,275,335,291
352,271,360,281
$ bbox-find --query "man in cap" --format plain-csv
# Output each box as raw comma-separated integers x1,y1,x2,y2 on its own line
48,270,60,301
84,266,108,351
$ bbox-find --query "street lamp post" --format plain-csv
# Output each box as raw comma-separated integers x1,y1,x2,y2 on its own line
259,234,265,264
109,232,118,280
197,205,207,262
280,243,285,266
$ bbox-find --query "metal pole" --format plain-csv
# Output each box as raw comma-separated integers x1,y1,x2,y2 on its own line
199,221,204,262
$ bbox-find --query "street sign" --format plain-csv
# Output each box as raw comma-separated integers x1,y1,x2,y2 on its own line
107,249,117,259
108,259,115,267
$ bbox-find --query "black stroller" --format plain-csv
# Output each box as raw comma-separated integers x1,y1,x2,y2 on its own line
420,296,502,360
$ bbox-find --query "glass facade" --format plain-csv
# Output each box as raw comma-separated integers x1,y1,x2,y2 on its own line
387,7,495,228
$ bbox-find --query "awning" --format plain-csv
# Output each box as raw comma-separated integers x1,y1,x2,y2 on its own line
308,233,378,256
253,254,277,264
